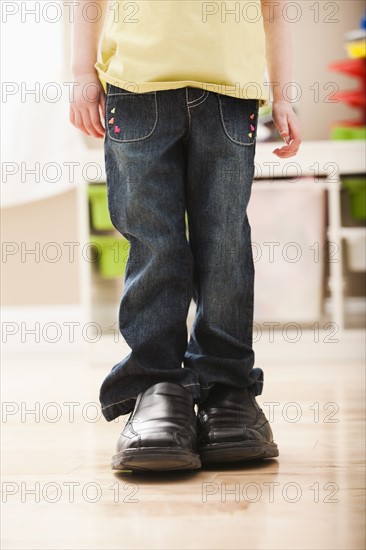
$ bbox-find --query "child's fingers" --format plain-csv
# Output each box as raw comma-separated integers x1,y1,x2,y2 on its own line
272,109,301,157
99,92,106,124
274,112,290,141
279,128,290,143
81,108,103,138
290,117,301,146
71,104,104,138
272,137,301,157
89,105,105,138
73,109,90,136
284,117,302,154
69,106,75,127
273,131,301,157
74,106,101,138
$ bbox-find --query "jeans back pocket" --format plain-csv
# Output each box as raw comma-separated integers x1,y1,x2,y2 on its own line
217,94,259,146
105,84,158,143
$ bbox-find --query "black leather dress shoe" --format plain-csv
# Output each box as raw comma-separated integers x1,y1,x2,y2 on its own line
112,382,201,471
197,384,279,464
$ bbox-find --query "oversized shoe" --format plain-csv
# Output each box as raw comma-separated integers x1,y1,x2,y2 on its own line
197,384,279,464
112,382,201,472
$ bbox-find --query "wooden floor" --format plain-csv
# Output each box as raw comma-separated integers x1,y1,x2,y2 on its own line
1,348,365,550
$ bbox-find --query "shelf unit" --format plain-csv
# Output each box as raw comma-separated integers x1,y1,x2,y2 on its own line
253,140,365,331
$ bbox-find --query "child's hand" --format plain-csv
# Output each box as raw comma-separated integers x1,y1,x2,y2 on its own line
271,100,301,158
70,72,105,139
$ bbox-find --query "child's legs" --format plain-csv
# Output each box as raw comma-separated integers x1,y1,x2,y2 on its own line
183,92,264,400
100,85,201,421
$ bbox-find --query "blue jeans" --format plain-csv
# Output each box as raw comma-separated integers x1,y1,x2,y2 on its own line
100,83,264,421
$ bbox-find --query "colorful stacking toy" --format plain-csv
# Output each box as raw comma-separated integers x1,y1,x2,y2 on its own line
327,11,366,140
327,12,366,223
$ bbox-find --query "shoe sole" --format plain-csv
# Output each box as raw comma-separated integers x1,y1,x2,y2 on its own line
200,441,279,464
112,448,202,472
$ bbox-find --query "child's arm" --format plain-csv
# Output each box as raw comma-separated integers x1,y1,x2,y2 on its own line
70,0,107,138
261,0,301,157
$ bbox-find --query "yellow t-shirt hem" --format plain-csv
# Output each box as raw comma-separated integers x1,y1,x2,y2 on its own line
96,66,269,109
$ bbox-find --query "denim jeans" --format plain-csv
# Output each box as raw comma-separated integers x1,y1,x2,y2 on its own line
100,83,264,421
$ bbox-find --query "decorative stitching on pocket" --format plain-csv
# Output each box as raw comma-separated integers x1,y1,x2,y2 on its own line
217,95,259,147
106,89,159,143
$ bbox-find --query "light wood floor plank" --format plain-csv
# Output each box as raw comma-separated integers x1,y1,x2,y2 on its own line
1,355,365,549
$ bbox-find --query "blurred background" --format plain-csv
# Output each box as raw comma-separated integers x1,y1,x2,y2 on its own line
1,0,365,362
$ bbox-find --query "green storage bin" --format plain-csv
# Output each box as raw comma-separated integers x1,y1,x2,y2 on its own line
90,235,130,278
341,175,366,220
331,126,366,140
88,184,114,231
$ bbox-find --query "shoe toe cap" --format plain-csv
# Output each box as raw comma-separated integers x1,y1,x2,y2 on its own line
117,430,195,452
199,425,272,446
